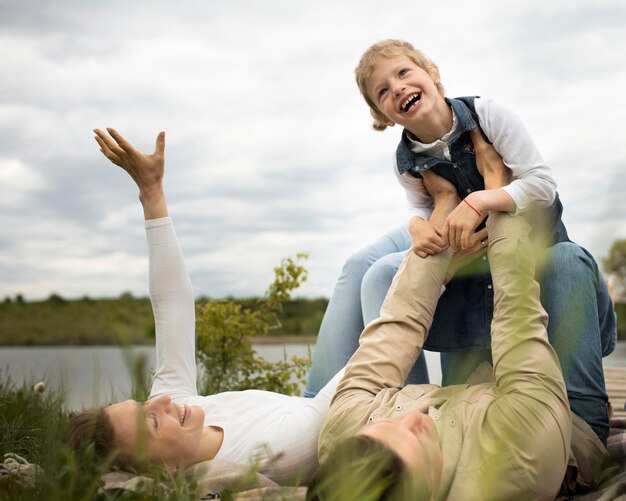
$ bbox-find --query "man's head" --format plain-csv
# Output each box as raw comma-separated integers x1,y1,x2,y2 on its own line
355,39,445,132
68,394,207,472
309,410,442,501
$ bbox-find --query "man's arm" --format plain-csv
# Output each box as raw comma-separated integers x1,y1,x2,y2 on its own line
331,248,451,405
481,212,571,496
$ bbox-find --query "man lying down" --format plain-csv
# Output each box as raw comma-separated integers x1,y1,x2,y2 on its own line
309,171,609,501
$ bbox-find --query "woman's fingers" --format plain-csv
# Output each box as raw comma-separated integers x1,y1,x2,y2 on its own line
94,134,123,166
94,128,127,159
106,127,137,156
154,131,165,157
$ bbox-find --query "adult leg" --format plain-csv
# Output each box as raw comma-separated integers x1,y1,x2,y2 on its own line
361,250,430,385
539,242,616,443
303,226,411,397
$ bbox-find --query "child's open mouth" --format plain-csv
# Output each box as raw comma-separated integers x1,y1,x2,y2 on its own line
401,93,421,112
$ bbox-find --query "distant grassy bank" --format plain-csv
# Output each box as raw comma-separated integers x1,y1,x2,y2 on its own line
0,293,328,346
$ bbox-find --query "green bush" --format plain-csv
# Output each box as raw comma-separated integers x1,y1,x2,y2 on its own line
196,254,312,396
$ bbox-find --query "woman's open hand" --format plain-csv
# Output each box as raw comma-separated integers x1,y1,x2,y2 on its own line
94,128,168,219
94,128,165,194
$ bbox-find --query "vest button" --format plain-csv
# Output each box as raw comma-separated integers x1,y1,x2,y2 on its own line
466,188,472,193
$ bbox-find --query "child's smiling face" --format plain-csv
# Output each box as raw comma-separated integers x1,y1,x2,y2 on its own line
366,55,447,141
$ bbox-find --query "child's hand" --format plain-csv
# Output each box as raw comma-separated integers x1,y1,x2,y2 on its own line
408,216,448,258
442,192,486,251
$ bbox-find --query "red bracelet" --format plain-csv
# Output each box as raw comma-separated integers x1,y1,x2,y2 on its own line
463,198,482,218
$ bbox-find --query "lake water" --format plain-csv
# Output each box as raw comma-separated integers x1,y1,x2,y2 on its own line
0,342,623,410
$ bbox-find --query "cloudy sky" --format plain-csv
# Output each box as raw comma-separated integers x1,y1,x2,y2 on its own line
2,0,625,302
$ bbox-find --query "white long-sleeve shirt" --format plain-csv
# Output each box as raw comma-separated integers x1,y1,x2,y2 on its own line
145,217,342,485
394,97,557,220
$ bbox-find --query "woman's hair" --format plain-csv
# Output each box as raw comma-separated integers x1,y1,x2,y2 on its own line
307,435,432,501
355,39,445,132
66,407,148,473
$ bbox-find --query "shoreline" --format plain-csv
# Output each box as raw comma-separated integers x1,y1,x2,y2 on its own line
0,334,319,348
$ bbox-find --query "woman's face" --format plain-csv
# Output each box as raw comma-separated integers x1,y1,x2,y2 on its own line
105,394,206,469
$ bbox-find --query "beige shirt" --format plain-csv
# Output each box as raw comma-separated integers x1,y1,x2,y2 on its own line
319,214,577,500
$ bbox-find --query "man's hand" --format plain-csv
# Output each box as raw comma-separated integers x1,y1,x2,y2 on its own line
408,216,447,258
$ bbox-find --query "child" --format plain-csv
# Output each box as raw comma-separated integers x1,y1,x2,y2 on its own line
339,38,614,443
356,39,569,257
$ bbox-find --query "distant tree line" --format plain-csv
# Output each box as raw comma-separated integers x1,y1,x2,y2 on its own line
0,291,328,346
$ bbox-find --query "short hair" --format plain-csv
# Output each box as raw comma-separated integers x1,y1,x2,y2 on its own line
307,435,431,501
66,407,150,473
355,39,445,132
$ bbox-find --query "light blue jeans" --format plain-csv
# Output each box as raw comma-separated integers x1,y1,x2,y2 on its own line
304,225,617,442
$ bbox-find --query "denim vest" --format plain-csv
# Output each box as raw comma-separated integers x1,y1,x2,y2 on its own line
396,96,569,351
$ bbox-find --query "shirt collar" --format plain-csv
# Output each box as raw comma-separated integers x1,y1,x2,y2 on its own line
405,105,460,154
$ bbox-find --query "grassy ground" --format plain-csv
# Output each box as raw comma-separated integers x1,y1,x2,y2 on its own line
0,371,200,500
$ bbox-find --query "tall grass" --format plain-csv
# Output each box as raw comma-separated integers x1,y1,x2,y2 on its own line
0,362,197,500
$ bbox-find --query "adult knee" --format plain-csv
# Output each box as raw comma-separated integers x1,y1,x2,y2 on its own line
543,242,598,290
361,254,403,324
362,256,400,298
338,248,376,287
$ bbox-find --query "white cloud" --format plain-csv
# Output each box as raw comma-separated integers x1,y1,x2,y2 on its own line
0,0,625,301
0,157,47,208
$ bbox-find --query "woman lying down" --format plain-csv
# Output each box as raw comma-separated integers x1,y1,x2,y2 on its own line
67,128,343,485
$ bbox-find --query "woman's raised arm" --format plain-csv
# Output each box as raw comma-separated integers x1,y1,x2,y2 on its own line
94,128,197,400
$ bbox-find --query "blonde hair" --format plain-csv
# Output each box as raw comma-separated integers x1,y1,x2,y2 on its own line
355,39,445,131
